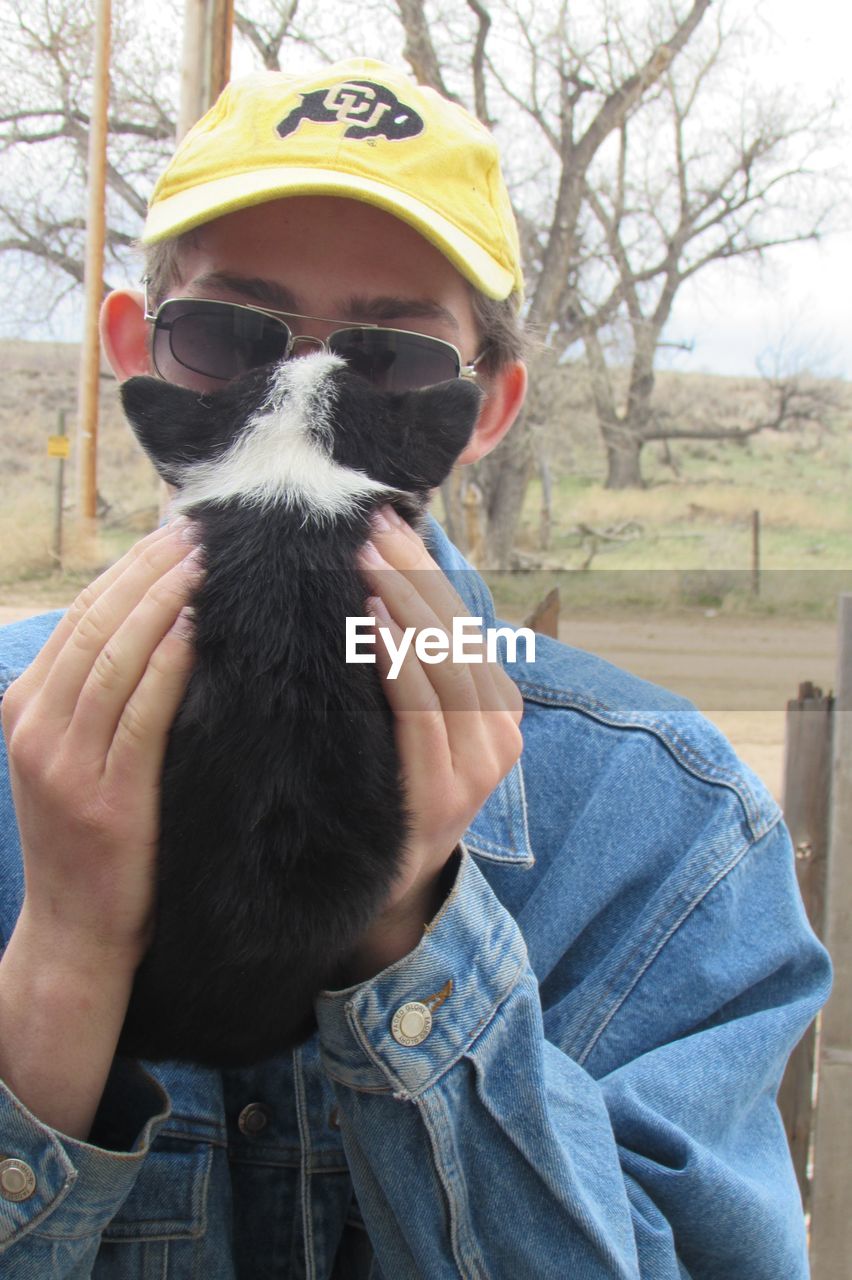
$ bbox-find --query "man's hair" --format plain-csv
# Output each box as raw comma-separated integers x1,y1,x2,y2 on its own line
142,232,526,378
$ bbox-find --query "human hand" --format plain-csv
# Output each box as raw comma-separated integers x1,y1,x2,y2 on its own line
347,506,524,982
1,520,203,971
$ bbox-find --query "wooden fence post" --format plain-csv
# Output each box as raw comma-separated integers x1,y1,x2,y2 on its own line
777,682,833,1205
809,594,852,1279
523,587,560,639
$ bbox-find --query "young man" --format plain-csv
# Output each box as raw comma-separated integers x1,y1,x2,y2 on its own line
0,60,830,1277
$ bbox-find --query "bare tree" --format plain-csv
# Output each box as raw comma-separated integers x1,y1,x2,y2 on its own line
574,13,842,486
0,0,342,330
394,1,844,538
648,356,844,453
394,0,714,563
0,1,183,321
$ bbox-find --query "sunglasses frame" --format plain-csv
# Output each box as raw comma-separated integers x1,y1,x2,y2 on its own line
142,285,484,389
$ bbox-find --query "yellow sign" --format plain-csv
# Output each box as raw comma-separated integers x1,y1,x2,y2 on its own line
47,435,71,459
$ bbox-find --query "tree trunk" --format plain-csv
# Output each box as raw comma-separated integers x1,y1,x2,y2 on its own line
439,470,465,551
477,411,535,568
604,431,645,489
538,453,553,551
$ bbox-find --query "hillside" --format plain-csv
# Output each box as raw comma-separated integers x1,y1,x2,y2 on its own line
0,339,849,604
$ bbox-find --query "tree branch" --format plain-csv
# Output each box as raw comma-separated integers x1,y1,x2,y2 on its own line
395,0,461,101
233,2,299,71
466,0,492,124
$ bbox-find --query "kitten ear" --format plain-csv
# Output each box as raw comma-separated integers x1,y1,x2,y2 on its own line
120,376,216,485
398,379,484,487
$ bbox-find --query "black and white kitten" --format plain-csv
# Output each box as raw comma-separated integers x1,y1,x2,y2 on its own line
118,354,481,1067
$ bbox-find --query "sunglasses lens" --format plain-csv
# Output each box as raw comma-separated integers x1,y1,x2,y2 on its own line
329,329,460,392
154,301,291,384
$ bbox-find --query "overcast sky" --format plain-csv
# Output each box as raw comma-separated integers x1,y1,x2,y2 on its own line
663,0,852,378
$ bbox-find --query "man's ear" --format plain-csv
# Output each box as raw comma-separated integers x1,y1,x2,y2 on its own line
100,289,152,381
455,360,527,465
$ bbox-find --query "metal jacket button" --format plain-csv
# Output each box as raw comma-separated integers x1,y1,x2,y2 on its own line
0,1158,36,1202
391,1001,433,1046
237,1103,270,1137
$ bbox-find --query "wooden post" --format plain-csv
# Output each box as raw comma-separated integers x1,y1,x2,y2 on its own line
539,455,553,551
810,595,852,1278
523,587,560,639
177,0,234,141
463,481,486,569
75,0,111,540
777,681,833,1206
164,0,234,519
751,509,760,597
440,470,464,551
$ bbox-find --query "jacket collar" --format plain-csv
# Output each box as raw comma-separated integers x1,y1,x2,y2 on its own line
424,515,534,867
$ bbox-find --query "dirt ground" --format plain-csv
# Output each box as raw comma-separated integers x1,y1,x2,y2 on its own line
556,612,837,801
0,602,837,803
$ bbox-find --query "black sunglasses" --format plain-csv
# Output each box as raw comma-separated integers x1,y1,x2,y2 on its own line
144,294,483,393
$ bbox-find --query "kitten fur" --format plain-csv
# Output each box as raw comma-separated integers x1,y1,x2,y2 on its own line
118,354,481,1067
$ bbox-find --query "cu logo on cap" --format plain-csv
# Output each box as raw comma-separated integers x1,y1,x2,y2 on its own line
277,80,424,142
324,83,390,131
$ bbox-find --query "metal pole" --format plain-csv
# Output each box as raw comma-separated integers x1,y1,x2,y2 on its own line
51,410,68,569
76,0,111,538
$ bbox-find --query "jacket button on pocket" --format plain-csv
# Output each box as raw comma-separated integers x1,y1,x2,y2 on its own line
391,1001,433,1046
0,1158,36,1202
237,1103,271,1137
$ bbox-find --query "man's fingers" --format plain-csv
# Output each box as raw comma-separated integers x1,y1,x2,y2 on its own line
362,518,525,720
105,608,197,794
359,544,481,715
67,550,204,762
30,528,199,730
370,510,470,633
367,594,453,790
492,662,525,725
9,523,183,707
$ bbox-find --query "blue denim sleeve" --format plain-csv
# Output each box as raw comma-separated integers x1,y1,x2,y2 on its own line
0,615,175,1274
315,832,830,1279
0,1059,170,1273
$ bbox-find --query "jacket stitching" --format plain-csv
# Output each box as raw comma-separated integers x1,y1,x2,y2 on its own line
575,815,782,1066
516,682,772,840
418,1087,489,1279
292,1046,317,1280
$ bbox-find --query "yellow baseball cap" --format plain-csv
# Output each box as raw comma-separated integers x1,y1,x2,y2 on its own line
143,58,523,301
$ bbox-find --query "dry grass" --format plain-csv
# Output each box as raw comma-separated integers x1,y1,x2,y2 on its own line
558,481,848,534
0,340,159,597
0,340,849,614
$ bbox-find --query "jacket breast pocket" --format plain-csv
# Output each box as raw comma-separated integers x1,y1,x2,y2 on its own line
101,1136,213,1243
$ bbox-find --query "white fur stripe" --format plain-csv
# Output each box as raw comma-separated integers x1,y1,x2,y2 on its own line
171,354,396,519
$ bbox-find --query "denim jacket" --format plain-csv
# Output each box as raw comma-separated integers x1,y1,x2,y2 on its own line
0,519,830,1278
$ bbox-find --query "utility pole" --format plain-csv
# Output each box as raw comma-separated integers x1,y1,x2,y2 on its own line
75,0,111,543
155,0,234,522
178,0,235,141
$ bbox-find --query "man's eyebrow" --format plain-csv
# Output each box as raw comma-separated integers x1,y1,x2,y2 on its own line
186,273,460,332
187,272,300,311
341,295,460,333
